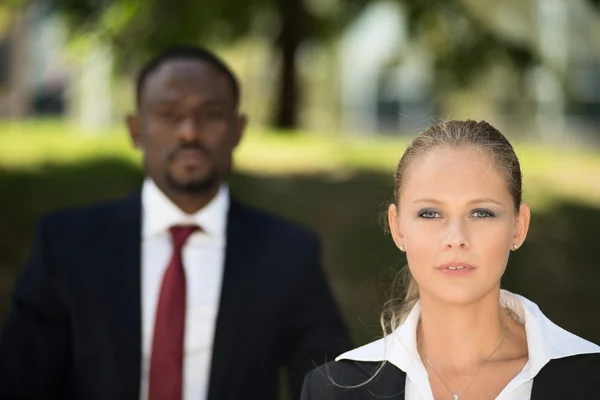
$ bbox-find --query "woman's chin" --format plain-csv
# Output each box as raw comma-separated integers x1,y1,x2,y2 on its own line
422,285,496,308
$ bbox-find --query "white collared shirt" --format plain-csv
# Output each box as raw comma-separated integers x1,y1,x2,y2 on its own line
336,290,600,399
139,178,230,400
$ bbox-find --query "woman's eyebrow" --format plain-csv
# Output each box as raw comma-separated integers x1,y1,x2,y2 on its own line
410,198,503,206
467,198,504,206
411,198,442,204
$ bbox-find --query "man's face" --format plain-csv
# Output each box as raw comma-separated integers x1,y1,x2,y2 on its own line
127,58,245,195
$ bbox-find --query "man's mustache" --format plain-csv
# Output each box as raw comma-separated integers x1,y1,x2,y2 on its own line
167,143,211,162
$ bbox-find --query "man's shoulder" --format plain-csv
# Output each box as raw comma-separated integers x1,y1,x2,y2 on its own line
231,199,319,244
40,193,139,231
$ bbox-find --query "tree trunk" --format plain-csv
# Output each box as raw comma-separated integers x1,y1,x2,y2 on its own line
274,0,305,129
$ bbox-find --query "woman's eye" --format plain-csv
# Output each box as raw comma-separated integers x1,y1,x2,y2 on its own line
471,209,495,218
419,210,440,219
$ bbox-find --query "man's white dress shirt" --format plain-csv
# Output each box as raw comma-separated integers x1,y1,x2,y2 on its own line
139,178,229,400
336,290,600,399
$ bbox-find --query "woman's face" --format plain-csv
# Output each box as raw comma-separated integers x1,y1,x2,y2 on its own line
388,145,530,306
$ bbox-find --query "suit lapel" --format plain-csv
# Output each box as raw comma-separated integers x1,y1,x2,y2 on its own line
354,362,407,399
530,354,600,399
106,192,142,399
207,200,259,400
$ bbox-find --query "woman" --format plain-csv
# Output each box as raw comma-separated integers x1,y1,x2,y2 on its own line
301,120,600,400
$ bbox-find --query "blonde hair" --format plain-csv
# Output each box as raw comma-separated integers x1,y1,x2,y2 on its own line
383,119,523,333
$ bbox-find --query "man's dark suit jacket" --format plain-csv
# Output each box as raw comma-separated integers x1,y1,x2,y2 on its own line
301,354,600,399
0,192,352,400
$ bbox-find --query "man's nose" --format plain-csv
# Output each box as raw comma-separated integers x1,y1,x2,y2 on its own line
177,117,201,141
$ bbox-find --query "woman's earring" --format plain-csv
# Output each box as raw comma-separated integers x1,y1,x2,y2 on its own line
513,243,519,250
400,245,405,252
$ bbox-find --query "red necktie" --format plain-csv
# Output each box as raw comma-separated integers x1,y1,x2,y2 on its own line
149,225,199,400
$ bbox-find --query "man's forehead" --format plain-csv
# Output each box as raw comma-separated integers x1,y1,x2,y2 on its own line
148,59,226,87
142,59,232,104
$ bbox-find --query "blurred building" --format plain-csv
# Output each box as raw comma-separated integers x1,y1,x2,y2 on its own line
0,1,113,130
339,0,600,144
339,2,434,134
1,2,66,118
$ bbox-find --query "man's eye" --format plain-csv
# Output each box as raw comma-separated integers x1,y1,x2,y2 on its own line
419,210,440,219
204,108,226,119
158,110,180,120
471,209,495,218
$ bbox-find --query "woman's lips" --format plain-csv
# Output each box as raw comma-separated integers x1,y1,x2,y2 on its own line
436,262,476,276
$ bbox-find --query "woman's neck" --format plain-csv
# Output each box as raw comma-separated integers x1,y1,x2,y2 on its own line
417,289,510,373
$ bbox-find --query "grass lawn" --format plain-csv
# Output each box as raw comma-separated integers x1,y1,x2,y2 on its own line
2,119,600,209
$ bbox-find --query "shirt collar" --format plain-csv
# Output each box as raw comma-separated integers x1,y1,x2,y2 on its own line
141,178,230,238
336,289,600,379
501,291,600,376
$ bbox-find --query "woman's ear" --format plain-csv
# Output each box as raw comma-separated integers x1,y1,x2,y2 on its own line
513,202,531,250
388,204,405,251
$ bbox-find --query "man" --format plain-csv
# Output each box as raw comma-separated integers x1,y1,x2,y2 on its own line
0,46,351,400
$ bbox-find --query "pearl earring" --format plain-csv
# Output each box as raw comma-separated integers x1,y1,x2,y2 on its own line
513,243,519,250
400,245,405,252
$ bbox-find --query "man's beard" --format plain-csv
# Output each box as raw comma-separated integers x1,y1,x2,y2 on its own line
165,169,219,194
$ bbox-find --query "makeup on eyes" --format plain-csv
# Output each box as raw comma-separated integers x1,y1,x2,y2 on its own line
470,208,496,218
417,207,498,219
418,208,440,219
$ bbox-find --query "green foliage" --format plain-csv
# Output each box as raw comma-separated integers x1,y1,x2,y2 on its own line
1,120,600,207
51,0,367,65
1,0,27,7
0,0,26,33
49,0,539,86
43,0,600,128
389,0,537,88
